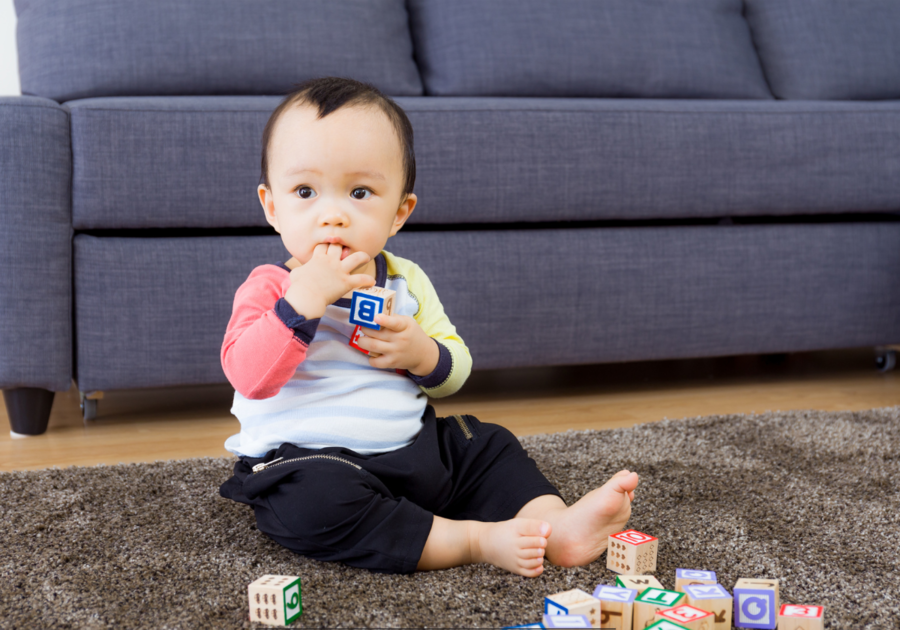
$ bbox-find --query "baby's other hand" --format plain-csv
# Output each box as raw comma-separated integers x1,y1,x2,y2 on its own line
356,314,440,376
284,243,374,319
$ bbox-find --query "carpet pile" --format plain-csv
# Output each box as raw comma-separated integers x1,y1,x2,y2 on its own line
2,407,898,628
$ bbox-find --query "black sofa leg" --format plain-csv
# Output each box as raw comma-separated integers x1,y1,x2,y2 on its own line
3,388,55,436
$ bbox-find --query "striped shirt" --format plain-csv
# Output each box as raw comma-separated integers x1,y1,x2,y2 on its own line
221,251,472,457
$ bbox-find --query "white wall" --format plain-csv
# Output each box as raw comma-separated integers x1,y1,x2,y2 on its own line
0,0,20,96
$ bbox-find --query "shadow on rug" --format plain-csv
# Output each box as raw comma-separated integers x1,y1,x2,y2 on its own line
2,407,898,628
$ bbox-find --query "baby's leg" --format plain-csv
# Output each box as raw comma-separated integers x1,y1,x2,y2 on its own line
417,515,551,577
515,470,639,568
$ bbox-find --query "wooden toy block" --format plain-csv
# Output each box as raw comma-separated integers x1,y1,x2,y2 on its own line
633,589,685,629
247,575,302,626
616,574,664,595
734,579,779,611
655,604,716,630
591,584,636,630
544,589,601,627
675,569,717,593
606,529,658,575
348,324,381,357
542,613,591,628
349,287,396,330
733,580,778,630
777,605,825,630
683,584,733,630
502,624,546,629
645,620,691,630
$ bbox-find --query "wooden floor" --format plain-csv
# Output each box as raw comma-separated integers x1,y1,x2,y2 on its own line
1,347,898,472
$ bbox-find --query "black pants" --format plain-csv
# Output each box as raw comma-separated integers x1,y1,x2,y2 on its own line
219,405,563,574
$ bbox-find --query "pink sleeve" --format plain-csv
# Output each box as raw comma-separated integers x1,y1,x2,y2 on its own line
221,265,315,400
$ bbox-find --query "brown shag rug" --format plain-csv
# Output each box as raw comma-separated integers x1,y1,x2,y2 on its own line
2,407,898,629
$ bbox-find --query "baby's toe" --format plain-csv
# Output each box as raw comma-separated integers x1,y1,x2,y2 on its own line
515,518,551,538
517,546,545,560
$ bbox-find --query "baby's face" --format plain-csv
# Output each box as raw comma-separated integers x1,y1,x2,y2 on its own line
259,103,416,272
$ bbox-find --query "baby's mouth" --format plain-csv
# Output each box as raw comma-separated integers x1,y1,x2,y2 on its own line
341,245,351,260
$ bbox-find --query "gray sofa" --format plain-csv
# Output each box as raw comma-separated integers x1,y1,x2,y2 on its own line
2,0,899,435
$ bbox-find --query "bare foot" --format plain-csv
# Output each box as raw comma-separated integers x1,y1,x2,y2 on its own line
545,470,639,567
470,518,551,577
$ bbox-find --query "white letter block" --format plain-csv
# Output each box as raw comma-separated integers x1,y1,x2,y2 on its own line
615,574,664,595
634,589,685,629
683,584,733,630
591,584,636,630
675,569,718,593
545,589,601,628
777,604,824,630
542,613,592,628
606,529,658,575
656,604,716,630
247,575,302,626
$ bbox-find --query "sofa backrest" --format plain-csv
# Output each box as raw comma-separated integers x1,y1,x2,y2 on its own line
14,0,423,102
408,0,772,99
744,0,900,100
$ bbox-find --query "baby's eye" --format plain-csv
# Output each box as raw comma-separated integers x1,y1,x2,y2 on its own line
351,188,371,200
296,186,316,199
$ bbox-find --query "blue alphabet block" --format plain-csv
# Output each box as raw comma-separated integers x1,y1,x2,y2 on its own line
349,288,395,330
734,588,776,629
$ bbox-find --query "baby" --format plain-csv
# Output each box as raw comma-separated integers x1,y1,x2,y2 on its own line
219,77,639,576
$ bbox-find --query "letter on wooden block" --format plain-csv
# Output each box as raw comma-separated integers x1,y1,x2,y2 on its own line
734,579,780,612
349,287,396,330
634,589,685,629
615,574,664,595
777,604,824,630
656,604,716,630
591,584,636,630
733,587,777,629
247,575,302,626
542,613,592,628
606,529,658,575
675,569,718,593
683,584,733,630
544,589,601,627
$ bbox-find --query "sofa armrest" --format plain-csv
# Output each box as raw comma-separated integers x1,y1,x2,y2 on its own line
0,96,72,393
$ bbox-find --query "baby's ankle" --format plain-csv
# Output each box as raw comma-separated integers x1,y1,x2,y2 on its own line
465,520,486,565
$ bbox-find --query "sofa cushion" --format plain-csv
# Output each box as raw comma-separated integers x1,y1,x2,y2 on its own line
744,0,900,100
72,223,900,390
407,0,771,99
14,0,422,102
67,97,900,229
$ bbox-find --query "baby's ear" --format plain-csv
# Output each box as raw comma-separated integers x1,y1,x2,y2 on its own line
390,193,417,236
258,185,280,232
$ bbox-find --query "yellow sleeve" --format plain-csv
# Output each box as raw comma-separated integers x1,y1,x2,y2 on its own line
382,250,472,398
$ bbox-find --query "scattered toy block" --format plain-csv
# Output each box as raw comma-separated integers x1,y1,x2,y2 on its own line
542,613,591,628
503,624,546,629
683,584,733,629
777,605,825,630
606,529,658,575
634,588,685,629
544,589,601,627
735,579,780,611
656,604,716,629
646,620,692,630
348,324,381,357
349,287,395,330
591,584,636,630
733,581,778,629
247,575,302,626
675,569,718,592
615,574,664,595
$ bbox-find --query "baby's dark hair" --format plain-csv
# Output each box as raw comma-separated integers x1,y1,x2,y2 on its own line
259,76,416,199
